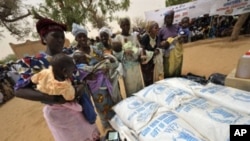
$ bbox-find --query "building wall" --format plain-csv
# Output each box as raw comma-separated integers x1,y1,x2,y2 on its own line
9,39,70,59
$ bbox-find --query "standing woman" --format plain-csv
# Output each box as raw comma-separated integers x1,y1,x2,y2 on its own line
140,21,163,86
114,17,145,97
72,24,116,132
14,18,100,141
158,10,184,78
96,27,113,55
97,27,124,103
71,23,100,65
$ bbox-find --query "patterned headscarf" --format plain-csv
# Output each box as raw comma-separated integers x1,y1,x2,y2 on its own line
71,23,88,37
36,18,67,44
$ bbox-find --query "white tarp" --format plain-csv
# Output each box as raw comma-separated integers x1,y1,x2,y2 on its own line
144,0,213,26
144,0,250,27
210,0,250,16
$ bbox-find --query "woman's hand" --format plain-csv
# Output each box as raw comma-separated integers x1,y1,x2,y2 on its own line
124,49,134,55
160,41,170,49
154,49,160,56
74,84,85,99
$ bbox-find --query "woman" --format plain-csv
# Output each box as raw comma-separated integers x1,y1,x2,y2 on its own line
97,27,124,102
71,23,116,132
140,21,163,86
158,10,184,78
14,18,100,141
114,17,145,97
96,27,113,54
71,23,100,65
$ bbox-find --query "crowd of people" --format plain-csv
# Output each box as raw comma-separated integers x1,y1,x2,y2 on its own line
0,62,18,105
0,10,249,141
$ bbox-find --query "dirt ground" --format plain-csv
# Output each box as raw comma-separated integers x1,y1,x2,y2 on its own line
1,35,250,141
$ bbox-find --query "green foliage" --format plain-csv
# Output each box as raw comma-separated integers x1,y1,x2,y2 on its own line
35,0,130,30
165,0,192,7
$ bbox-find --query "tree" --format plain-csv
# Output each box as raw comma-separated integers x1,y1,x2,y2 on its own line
0,0,32,40
165,0,192,7
132,17,147,30
34,0,130,31
230,12,250,41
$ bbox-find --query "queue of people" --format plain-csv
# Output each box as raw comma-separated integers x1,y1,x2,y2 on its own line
0,10,185,141
6,9,249,141
0,62,18,105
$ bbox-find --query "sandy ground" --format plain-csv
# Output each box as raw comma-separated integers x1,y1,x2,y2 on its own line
1,35,250,141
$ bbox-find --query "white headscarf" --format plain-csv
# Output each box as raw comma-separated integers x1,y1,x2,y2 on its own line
72,23,88,37
99,27,112,37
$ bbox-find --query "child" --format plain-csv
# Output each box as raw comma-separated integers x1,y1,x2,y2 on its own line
178,16,191,43
111,40,123,62
31,53,76,101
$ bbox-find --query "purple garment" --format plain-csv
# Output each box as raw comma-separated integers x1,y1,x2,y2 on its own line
157,24,179,44
86,71,113,96
158,24,179,57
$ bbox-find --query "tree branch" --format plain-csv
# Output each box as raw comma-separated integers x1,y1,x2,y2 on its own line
2,10,31,22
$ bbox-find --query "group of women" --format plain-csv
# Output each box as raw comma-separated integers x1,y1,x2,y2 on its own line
14,10,183,141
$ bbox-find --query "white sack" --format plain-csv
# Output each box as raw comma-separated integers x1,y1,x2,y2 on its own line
195,83,250,114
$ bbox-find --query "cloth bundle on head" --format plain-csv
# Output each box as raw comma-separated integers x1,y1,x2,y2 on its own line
72,23,88,37
99,27,112,37
164,10,175,16
36,18,67,44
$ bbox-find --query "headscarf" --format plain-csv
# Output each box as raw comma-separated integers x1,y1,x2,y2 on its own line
36,18,67,44
164,10,175,17
99,27,112,37
71,23,88,37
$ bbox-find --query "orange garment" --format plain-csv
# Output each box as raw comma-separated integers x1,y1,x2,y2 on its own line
31,66,75,101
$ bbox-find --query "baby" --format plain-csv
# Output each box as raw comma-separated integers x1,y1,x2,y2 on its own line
111,40,123,61
31,53,76,101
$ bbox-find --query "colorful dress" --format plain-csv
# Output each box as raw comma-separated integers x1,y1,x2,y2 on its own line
96,41,125,101
15,53,100,141
73,49,116,130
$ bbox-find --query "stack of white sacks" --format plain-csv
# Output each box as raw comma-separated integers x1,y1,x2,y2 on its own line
110,78,250,141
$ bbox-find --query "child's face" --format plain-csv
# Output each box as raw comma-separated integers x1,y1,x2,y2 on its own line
73,53,88,64
111,41,122,52
181,19,189,28
63,65,75,79
54,64,75,80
